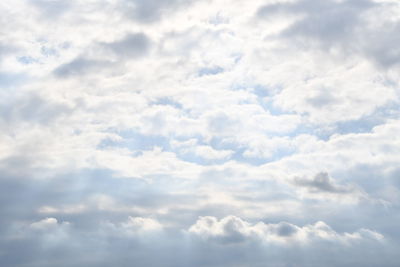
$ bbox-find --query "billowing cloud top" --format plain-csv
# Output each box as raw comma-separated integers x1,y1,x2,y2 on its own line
1,0,400,266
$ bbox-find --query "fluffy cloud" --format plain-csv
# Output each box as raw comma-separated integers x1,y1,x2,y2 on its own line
1,0,400,266
1,215,392,267
188,215,384,245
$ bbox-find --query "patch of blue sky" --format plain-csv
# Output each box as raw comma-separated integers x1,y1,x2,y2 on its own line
229,83,297,118
208,136,236,149
41,46,58,57
208,12,230,26
100,131,238,166
161,136,234,165
208,136,297,165
258,96,298,117
97,130,171,152
150,97,183,109
307,103,400,141
198,66,224,77
230,81,282,94
17,56,38,64
334,117,384,135
98,129,234,167
335,102,400,135
251,84,270,98
230,82,266,92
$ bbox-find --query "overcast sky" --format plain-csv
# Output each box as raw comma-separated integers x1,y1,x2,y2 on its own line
1,0,400,266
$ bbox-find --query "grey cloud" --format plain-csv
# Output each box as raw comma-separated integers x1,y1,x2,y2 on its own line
215,217,249,244
104,33,151,59
188,215,383,245
207,112,239,134
0,43,18,62
185,216,393,267
54,57,110,77
362,23,400,69
1,230,395,267
0,168,203,231
274,221,298,237
0,43,11,56
54,33,151,77
29,0,72,19
293,172,353,194
0,167,398,267
119,0,197,24
306,88,339,108
257,0,400,68
1,215,388,267
0,92,71,127
257,0,375,44
0,72,27,88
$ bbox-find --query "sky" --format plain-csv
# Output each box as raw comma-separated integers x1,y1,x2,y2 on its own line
1,0,400,266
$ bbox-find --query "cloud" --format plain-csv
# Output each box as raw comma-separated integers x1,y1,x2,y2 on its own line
257,0,400,68
52,32,152,78
103,33,151,59
172,139,234,160
188,215,384,245
0,91,71,126
0,214,391,267
1,0,400,266
259,0,375,43
0,43,18,62
30,0,72,19
293,172,354,194
118,0,198,23
29,217,70,232
121,216,163,232
54,57,111,77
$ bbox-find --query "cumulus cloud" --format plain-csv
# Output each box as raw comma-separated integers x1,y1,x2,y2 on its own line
188,215,384,245
1,0,400,266
0,215,390,267
122,216,163,231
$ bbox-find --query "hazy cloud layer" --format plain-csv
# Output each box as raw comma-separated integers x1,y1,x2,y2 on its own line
1,0,400,266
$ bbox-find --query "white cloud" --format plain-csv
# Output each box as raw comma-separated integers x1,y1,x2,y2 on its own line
30,218,60,230
122,216,163,232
